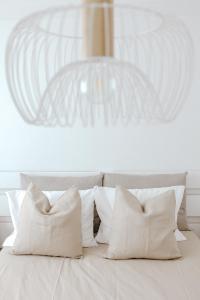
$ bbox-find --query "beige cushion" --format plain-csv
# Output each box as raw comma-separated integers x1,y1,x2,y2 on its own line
20,173,103,190
20,173,103,235
106,186,181,260
13,184,83,258
103,173,188,230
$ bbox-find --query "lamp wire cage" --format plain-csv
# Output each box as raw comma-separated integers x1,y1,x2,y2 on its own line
6,3,194,126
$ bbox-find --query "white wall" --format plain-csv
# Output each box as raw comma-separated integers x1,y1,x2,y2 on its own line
0,0,200,173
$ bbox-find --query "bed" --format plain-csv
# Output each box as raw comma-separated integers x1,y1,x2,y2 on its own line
0,231,200,300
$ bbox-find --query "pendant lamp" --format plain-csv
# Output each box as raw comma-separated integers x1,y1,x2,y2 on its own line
6,1,193,126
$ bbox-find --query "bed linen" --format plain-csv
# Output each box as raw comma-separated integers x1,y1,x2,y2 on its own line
0,232,200,300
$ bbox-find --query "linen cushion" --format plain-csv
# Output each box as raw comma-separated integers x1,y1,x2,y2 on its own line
20,173,103,235
106,186,181,260
13,184,82,257
6,188,97,248
103,172,188,230
95,186,185,243
20,173,103,191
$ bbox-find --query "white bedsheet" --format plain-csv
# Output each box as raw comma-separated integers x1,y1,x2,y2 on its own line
0,232,200,300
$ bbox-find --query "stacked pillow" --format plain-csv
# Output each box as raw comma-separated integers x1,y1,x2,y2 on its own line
20,173,103,191
4,172,187,260
94,185,186,244
6,187,97,249
13,184,83,258
103,172,188,231
4,173,103,256
105,186,181,260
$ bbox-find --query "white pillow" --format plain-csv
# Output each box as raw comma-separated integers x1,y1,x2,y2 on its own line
4,188,97,248
94,186,186,244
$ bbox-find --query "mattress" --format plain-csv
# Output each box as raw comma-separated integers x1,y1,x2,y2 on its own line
0,232,200,300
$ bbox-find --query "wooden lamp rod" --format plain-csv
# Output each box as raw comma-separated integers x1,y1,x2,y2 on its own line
83,0,114,57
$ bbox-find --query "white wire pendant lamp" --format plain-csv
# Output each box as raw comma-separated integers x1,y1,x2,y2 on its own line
6,0,193,126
